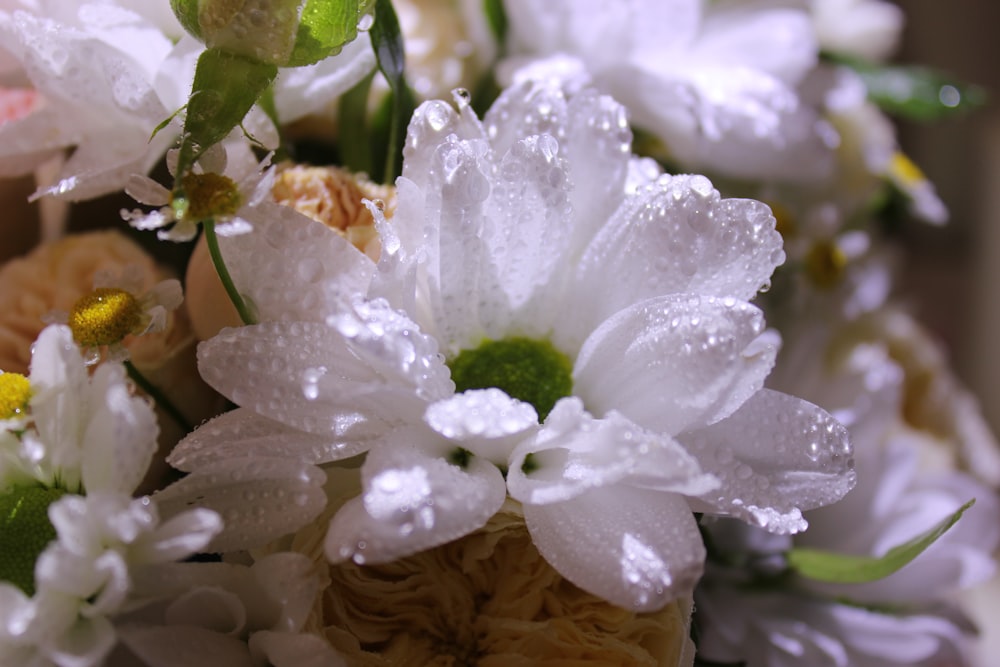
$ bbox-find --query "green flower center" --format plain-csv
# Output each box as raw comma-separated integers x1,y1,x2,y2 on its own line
448,337,573,421
0,486,67,595
0,372,32,420
68,287,142,348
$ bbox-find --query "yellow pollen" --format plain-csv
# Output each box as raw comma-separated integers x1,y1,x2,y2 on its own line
181,172,242,220
68,287,142,348
804,240,847,289
768,201,797,239
0,372,31,420
890,152,926,186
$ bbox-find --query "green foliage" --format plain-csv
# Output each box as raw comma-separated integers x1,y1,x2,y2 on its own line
370,0,416,183
787,499,974,584
0,486,67,595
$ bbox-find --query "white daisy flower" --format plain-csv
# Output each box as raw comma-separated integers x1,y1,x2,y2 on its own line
171,80,854,611
499,0,837,183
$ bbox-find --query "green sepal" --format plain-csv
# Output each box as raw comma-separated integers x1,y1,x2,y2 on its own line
0,486,67,596
169,0,201,41
370,0,415,183
176,48,278,178
483,0,508,47
289,0,375,67
831,55,986,121
787,499,974,584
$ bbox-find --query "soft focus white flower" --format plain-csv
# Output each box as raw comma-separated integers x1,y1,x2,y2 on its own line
0,0,375,202
173,80,854,611
695,315,1000,667
116,552,346,667
810,0,904,62
500,0,837,182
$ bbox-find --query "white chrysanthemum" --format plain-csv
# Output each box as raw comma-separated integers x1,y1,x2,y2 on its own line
116,552,346,667
695,318,1000,667
0,0,374,202
0,492,220,667
172,80,854,611
499,0,836,183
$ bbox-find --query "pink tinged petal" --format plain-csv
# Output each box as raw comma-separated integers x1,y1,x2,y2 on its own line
507,398,718,505
425,389,539,467
164,587,247,635
574,295,778,435
153,458,326,552
169,408,375,470
523,485,705,612
198,315,449,437
325,446,506,565
81,364,158,495
569,175,783,341
118,625,254,667
680,389,855,534
220,206,375,323
131,509,223,564
249,630,348,667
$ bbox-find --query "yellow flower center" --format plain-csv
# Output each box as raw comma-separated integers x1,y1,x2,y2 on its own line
181,172,242,220
889,152,926,187
0,372,31,420
804,240,847,289
68,287,142,348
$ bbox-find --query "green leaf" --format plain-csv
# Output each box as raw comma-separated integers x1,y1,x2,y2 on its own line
338,71,376,176
483,0,508,47
176,48,278,178
289,0,375,67
834,57,986,121
370,0,415,183
787,499,975,584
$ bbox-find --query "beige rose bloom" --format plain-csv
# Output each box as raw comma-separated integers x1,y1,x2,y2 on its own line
264,469,695,667
185,164,394,340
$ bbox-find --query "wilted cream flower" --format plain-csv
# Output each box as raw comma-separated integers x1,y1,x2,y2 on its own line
185,164,394,340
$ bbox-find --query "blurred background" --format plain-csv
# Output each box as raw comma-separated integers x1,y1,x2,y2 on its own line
895,0,1000,435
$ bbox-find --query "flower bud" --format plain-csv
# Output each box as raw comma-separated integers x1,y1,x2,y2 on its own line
171,0,373,67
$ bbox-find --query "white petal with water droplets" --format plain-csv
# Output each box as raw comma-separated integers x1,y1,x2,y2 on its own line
574,295,778,435
523,484,705,612
681,389,854,534
169,408,376,470
325,444,505,565
567,174,783,342
507,398,718,505
424,389,538,467
154,458,327,552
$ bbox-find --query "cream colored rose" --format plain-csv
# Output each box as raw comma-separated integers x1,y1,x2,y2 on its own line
185,164,393,340
262,469,695,667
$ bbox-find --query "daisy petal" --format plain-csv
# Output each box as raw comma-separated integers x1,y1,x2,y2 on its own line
507,398,718,505
326,444,506,565
131,509,223,564
249,631,348,667
523,485,704,612
153,458,327,552
222,204,375,323
569,174,783,339
249,553,320,633
424,388,538,467
680,389,855,534
574,295,778,435
168,408,375,470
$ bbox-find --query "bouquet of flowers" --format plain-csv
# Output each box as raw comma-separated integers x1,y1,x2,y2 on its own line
0,1,996,665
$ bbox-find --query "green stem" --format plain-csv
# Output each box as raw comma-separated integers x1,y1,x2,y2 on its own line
203,218,257,325
124,361,193,433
